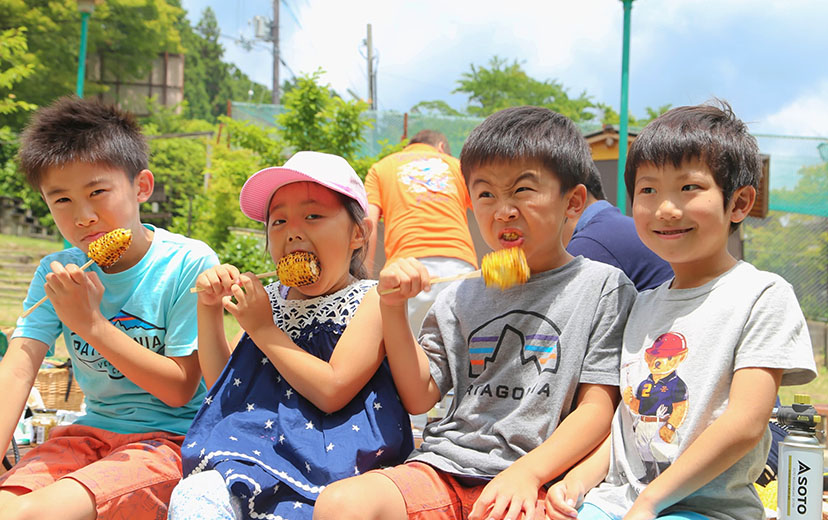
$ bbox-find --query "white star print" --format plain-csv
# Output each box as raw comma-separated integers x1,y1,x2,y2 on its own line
279,434,285,444
351,424,360,432
253,450,261,456
225,468,234,476
285,388,293,399
276,375,282,383
186,441,197,448
246,403,255,412
265,419,274,429
326,443,334,452
305,421,314,430
375,449,384,457
354,466,360,475
204,396,213,405
229,436,238,441
261,357,269,365
233,378,242,387
293,502,303,509
200,448,205,456
305,461,311,473
373,401,382,410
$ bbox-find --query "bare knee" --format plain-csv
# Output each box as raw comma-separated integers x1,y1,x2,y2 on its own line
314,479,365,520
314,474,405,520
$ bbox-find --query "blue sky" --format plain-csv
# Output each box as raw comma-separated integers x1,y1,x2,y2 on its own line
180,0,828,186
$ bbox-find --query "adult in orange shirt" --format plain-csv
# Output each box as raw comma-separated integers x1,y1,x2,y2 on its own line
365,130,477,333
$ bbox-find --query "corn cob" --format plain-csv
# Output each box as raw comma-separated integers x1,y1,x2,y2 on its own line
20,228,133,318
277,251,321,287
379,247,530,295
480,247,530,289
87,228,133,268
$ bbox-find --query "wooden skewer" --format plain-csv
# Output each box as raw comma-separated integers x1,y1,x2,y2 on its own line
20,258,96,318
379,270,481,295
189,270,279,293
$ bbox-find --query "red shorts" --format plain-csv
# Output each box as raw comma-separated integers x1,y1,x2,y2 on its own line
0,424,184,520
376,461,547,520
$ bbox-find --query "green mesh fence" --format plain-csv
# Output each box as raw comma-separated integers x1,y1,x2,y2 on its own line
230,102,827,321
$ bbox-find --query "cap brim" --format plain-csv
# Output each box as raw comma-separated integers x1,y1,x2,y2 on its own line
239,167,318,223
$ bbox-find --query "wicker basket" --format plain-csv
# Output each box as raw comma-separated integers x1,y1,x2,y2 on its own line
33,367,85,411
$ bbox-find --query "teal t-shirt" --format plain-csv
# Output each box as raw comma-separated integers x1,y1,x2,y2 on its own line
13,225,219,435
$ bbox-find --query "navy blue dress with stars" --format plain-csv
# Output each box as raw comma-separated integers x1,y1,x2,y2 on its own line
181,279,413,520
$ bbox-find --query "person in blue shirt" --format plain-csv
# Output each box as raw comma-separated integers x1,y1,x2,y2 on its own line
0,96,219,520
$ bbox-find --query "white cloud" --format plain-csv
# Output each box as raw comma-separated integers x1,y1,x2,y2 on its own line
753,81,828,136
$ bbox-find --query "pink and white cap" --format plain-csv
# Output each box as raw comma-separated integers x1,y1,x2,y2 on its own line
239,151,368,223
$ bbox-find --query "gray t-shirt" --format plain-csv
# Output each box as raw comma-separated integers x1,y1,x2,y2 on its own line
409,256,637,477
585,261,817,520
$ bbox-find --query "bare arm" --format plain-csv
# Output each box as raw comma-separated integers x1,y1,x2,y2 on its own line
193,264,241,387
364,204,382,276
625,367,782,520
46,261,202,407
0,336,50,456
468,383,619,520
545,435,612,519
377,258,442,414
226,274,387,414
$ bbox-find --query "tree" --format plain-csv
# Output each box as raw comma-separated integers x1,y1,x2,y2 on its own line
277,70,371,163
0,0,183,130
0,27,37,119
0,26,50,228
409,100,464,117
452,56,595,121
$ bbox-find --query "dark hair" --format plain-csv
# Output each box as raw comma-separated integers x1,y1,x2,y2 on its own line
18,96,149,189
625,100,761,223
264,189,370,280
584,162,606,200
410,129,450,155
460,106,592,193
338,194,370,279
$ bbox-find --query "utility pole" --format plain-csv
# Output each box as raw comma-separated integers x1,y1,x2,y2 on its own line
271,0,280,105
366,24,376,110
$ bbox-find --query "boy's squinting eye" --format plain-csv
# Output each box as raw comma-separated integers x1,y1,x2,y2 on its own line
639,187,655,195
681,184,700,191
270,218,285,226
476,190,494,199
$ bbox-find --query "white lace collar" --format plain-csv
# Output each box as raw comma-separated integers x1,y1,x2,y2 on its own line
264,279,376,338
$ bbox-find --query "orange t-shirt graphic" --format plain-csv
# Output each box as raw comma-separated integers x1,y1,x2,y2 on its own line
365,143,477,267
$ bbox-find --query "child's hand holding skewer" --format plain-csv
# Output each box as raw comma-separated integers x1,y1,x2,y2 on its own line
379,247,530,297
194,264,243,307
377,258,434,307
20,228,133,319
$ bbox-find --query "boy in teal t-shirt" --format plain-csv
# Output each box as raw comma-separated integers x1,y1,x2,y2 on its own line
0,97,218,519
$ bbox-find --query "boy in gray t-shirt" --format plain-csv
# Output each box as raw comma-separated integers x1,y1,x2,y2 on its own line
314,106,637,520
545,102,817,520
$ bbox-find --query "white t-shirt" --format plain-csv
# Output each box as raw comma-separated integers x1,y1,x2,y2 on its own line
585,261,817,520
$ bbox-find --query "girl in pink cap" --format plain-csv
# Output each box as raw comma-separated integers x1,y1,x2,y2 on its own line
168,151,413,520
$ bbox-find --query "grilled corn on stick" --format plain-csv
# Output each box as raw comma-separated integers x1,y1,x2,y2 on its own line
380,247,530,295
190,251,321,293
21,228,133,318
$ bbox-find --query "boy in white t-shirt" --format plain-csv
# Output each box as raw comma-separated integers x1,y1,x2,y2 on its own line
545,101,817,520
